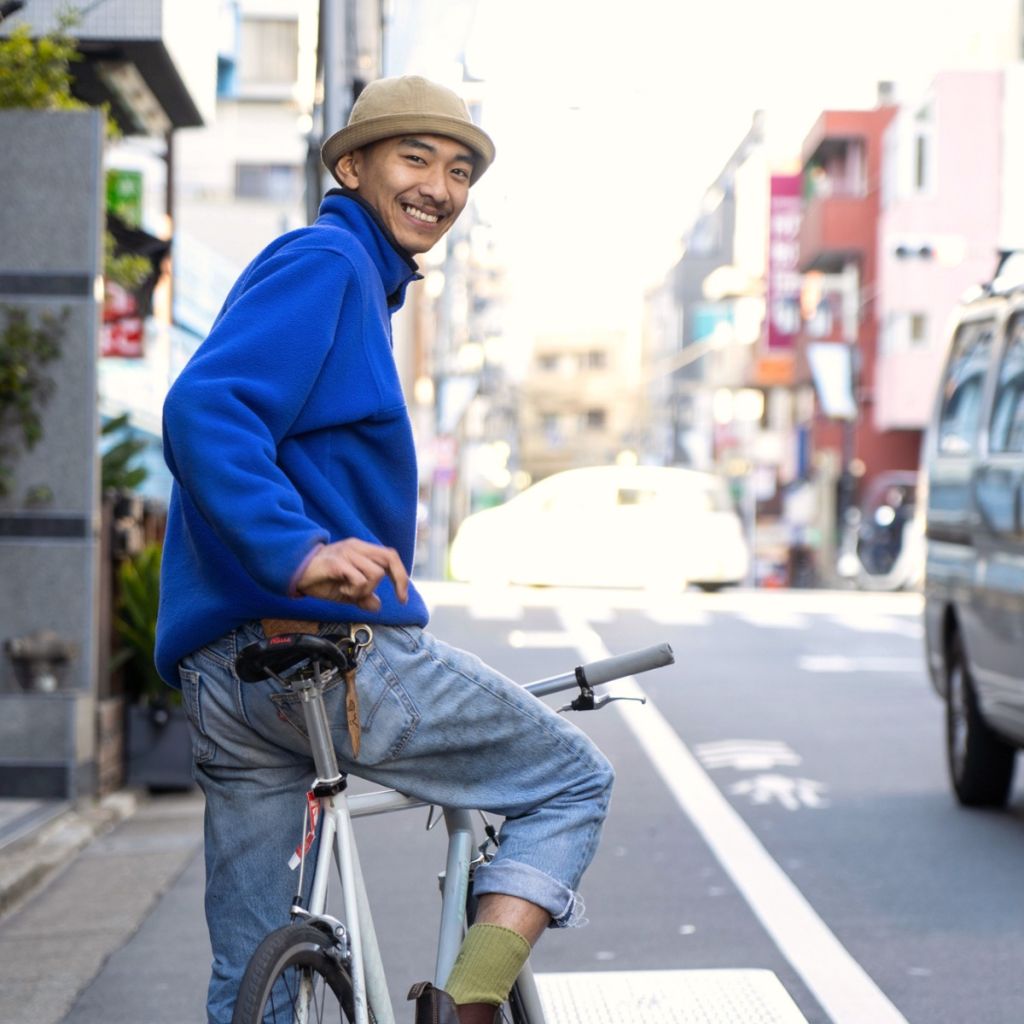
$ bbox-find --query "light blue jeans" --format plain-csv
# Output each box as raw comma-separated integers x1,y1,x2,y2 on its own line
179,621,615,1024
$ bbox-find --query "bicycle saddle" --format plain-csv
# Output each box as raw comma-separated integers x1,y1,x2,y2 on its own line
235,633,356,683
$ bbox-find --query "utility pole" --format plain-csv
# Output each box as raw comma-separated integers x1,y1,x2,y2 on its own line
308,0,372,224
307,0,350,223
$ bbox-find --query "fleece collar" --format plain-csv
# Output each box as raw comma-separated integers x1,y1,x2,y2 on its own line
316,189,421,308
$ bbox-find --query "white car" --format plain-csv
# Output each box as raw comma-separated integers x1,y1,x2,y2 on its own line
449,465,749,590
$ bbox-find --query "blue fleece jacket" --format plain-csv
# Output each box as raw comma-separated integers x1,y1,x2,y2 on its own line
155,191,429,684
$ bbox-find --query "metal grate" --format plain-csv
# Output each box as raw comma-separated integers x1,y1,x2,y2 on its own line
534,970,809,1024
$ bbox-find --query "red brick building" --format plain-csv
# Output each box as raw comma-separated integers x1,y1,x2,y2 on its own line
795,106,921,522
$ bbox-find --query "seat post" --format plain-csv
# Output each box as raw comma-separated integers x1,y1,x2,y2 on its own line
292,673,345,785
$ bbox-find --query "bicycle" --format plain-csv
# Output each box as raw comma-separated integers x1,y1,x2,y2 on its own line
228,626,675,1024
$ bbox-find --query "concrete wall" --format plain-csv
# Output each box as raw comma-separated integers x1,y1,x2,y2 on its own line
0,109,105,798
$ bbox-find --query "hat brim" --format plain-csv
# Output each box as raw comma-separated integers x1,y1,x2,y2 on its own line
321,114,495,185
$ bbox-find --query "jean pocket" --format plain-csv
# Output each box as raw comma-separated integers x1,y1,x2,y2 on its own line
179,667,217,764
271,649,420,765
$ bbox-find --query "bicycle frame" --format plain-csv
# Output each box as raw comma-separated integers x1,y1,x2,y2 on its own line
300,723,549,1024
288,642,674,1024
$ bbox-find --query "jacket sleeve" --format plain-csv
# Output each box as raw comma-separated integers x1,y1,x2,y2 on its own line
162,247,353,594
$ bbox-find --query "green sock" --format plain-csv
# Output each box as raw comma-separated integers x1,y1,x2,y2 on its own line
444,923,532,1006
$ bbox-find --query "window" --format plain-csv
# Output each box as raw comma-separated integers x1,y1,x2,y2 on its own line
541,414,564,447
581,350,607,370
914,134,929,191
989,315,1024,453
235,163,302,202
537,354,560,372
909,313,928,345
584,409,606,430
913,103,933,192
937,319,995,455
239,17,298,87
687,213,722,257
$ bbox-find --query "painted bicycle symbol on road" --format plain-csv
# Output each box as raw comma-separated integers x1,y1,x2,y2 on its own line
696,740,830,811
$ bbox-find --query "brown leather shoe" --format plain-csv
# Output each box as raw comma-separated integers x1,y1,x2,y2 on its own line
408,982,460,1024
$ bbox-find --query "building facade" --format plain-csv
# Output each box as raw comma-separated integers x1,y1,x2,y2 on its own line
519,329,641,482
794,102,921,564
876,68,1024,433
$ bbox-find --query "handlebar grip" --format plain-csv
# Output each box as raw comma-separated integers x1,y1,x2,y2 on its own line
579,642,675,686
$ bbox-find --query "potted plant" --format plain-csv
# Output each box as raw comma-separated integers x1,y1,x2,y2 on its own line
116,542,194,790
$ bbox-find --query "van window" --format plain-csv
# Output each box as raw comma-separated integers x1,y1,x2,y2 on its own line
937,319,995,455
989,314,1024,453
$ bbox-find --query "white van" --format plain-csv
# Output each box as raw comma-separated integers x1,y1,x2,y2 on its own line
449,465,749,590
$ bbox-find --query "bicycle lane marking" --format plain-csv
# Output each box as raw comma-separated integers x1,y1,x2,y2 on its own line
557,608,909,1024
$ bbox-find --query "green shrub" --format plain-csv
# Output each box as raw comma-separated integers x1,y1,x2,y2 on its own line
113,543,173,705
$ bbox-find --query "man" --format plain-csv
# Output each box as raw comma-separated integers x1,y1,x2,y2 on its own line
156,76,614,1024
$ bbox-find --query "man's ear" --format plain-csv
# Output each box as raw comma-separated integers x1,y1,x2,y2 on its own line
335,152,360,189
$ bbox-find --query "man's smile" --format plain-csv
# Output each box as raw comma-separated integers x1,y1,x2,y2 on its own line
401,202,442,225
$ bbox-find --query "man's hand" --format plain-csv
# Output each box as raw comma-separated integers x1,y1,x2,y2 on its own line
296,538,409,612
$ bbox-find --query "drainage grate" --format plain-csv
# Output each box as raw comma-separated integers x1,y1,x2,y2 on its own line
534,969,809,1024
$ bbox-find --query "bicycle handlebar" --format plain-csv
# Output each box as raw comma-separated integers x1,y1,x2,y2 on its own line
526,642,674,697
580,642,675,685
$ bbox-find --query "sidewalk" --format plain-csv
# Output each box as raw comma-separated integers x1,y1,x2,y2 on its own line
0,792,138,920
0,789,205,1024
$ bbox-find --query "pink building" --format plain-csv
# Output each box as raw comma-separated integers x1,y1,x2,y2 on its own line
876,70,1020,431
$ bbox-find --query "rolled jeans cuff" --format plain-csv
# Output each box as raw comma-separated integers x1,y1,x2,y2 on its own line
472,857,587,928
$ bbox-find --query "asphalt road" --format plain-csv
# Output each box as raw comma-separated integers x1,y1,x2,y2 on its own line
44,585,1024,1023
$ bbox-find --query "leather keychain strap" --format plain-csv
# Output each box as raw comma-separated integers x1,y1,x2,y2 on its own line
344,662,361,759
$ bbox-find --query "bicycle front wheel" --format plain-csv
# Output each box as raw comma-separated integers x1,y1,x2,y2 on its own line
231,922,376,1024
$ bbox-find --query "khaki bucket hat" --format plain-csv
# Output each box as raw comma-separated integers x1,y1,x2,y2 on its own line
321,75,496,185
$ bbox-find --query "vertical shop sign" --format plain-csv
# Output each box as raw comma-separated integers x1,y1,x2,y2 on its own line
767,174,802,349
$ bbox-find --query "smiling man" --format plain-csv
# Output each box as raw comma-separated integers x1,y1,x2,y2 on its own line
157,76,614,1024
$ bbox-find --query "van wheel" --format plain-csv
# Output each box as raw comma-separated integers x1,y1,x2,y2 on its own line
945,632,1016,807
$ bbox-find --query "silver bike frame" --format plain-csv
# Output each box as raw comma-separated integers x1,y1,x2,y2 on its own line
292,642,674,1024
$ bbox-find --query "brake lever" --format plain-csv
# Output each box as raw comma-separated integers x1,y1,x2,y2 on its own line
558,693,647,713
557,669,647,713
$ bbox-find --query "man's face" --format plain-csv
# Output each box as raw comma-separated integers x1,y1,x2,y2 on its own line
335,134,474,254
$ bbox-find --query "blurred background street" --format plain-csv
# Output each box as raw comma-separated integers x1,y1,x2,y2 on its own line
4,0,1024,1021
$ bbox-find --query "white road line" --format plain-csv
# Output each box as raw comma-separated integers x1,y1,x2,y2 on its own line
646,604,712,626
798,655,922,674
826,615,924,639
508,630,576,649
735,610,810,630
558,609,909,1024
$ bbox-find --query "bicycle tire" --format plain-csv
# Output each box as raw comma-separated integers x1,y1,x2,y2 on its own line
231,922,377,1024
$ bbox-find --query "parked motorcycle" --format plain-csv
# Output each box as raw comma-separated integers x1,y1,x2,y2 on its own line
837,472,921,591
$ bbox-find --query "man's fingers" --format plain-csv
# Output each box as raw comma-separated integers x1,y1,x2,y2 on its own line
345,543,409,603
298,539,409,606
353,592,382,612
382,548,409,603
